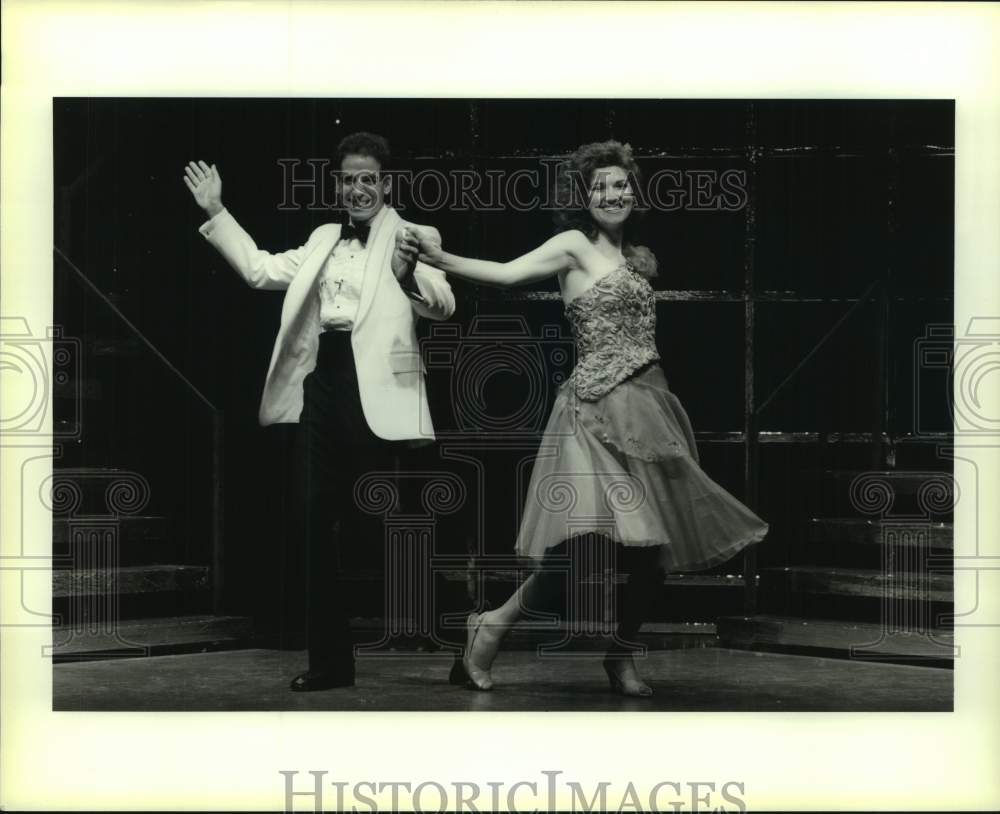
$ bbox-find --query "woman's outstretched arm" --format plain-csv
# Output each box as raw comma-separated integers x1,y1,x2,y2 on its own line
404,228,588,288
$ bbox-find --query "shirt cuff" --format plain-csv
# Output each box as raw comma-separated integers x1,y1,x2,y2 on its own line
198,207,230,238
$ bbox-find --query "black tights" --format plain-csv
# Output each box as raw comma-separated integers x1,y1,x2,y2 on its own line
514,537,665,656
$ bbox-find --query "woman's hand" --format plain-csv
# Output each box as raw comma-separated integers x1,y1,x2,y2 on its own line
413,226,443,266
183,161,224,217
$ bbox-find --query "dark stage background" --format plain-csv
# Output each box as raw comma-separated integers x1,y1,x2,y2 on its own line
53,99,954,638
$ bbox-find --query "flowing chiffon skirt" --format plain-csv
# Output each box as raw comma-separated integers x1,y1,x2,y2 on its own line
514,364,768,572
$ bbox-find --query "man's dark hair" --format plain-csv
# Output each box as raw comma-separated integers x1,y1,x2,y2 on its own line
336,131,391,170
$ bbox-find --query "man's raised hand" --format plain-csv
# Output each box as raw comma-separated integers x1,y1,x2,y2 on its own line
183,161,224,217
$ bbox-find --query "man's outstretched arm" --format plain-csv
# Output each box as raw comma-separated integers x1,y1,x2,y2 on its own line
184,160,312,290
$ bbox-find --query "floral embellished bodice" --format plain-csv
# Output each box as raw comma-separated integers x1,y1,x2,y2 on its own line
564,262,659,401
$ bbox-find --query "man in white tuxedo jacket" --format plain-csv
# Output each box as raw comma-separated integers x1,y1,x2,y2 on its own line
184,132,454,691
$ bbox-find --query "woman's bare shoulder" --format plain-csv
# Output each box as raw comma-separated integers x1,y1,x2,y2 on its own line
553,228,593,250
547,229,597,266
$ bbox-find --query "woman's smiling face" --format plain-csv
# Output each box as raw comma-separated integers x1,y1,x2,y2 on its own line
588,165,634,232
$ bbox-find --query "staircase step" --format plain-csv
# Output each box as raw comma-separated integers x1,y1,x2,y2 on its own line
807,518,953,549
758,565,954,623
761,566,952,602
52,564,209,597
803,468,955,522
53,516,167,543
52,564,213,621
50,467,155,516
716,614,955,667
819,469,954,493
52,614,254,662
53,516,181,565
814,469,954,518
801,517,955,568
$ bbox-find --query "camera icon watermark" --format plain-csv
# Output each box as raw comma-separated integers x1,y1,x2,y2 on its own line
421,315,575,439
0,317,82,438
915,317,1000,437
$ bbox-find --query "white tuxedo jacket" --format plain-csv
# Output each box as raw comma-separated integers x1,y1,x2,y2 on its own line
199,205,453,439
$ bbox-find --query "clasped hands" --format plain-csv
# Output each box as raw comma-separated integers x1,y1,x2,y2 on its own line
392,225,454,318
393,225,443,270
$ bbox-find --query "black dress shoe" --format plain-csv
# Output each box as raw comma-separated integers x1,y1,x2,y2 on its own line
290,667,355,692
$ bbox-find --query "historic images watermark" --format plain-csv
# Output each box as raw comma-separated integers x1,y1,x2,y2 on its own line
277,161,749,214
280,769,747,813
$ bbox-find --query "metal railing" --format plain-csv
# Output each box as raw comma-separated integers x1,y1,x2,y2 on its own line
53,247,226,614
741,278,890,612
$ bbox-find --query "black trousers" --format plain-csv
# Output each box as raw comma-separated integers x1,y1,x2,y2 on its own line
295,330,405,671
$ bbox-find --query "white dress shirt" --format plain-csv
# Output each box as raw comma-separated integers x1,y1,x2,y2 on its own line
318,207,390,330
318,232,367,330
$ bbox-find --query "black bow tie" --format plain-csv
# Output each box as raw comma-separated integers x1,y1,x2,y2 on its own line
341,221,371,246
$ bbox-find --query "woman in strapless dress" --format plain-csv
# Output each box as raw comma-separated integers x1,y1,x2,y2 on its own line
398,140,768,697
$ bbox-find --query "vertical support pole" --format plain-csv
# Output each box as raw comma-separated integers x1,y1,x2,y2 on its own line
871,283,889,469
877,108,900,469
468,101,483,259
211,411,225,614
742,103,760,615
465,100,484,573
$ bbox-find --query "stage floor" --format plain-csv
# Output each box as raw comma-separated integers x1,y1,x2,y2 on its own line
53,646,952,711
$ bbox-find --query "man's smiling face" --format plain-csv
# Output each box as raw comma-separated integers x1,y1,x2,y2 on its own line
339,153,388,224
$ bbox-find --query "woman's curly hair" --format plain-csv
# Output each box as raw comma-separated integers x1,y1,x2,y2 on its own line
552,140,658,279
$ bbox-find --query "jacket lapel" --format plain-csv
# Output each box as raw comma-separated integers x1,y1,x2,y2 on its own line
354,206,401,329
279,225,340,334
